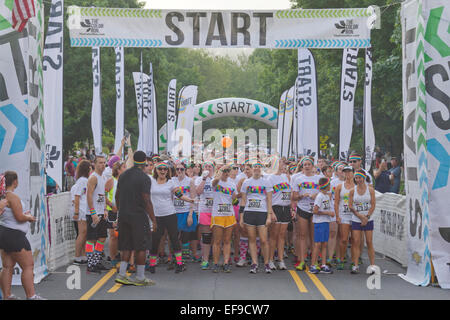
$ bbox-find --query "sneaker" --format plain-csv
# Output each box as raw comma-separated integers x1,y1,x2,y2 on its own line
351,265,360,274
5,294,21,300
148,266,156,274
265,264,272,274
223,264,231,273
201,261,210,270
295,261,306,271
132,277,156,286
175,264,186,273
96,261,112,271
212,264,220,273
86,265,101,274
27,294,47,300
250,264,258,274
283,251,289,259
278,261,287,270
326,259,332,267
268,261,276,270
320,264,333,274
309,265,320,274
337,262,345,270
236,258,247,267
73,259,87,265
115,274,134,285
191,255,202,263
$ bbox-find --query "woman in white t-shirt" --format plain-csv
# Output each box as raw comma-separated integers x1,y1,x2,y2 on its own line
211,165,238,273
148,162,194,274
240,162,275,274
291,157,321,271
72,160,92,265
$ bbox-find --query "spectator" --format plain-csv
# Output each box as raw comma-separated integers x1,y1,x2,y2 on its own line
388,157,401,194
46,172,59,195
65,155,76,191
373,159,391,193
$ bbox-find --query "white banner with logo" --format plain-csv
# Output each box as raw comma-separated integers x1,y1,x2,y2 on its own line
277,90,287,155
113,46,124,154
296,48,318,161
143,63,154,155
151,81,158,154
175,85,197,157
338,48,358,161
399,0,431,287
67,7,373,49
133,71,148,151
363,47,375,171
166,78,177,155
43,0,63,187
422,0,450,289
91,47,102,154
281,86,294,158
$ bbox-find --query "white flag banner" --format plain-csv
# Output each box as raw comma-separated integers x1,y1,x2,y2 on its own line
292,79,298,157
68,7,373,49
297,48,318,161
133,71,148,152
151,82,158,154
276,90,287,155
175,85,197,157
399,0,431,287
363,47,375,171
422,0,450,289
281,86,294,158
338,48,358,161
43,0,64,188
91,47,102,155
113,47,124,154
143,63,154,155
166,79,177,155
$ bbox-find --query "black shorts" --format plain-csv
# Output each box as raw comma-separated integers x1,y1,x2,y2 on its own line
86,214,108,240
0,225,31,253
272,205,291,224
243,211,267,227
297,208,313,221
118,214,152,251
106,210,118,229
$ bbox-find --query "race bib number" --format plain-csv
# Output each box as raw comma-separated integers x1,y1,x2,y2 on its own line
322,200,330,210
355,202,369,212
218,203,232,214
343,204,350,213
97,194,105,204
309,202,315,212
174,198,185,208
281,192,291,201
248,199,262,209
205,198,213,208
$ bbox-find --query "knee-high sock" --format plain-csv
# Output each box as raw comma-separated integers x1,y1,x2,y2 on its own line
240,237,249,260
85,241,95,268
93,240,105,266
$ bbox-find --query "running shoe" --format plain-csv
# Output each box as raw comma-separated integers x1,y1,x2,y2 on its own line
5,294,21,300
115,274,134,285
132,277,156,286
27,294,47,300
326,259,333,267
278,261,287,270
223,264,232,273
320,264,333,274
337,262,345,270
73,259,87,265
236,258,247,267
295,261,306,271
201,261,210,270
249,264,258,274
191,255,202,263
358,257,363,265
212,264,220,273
268,261,277,270
265,264,272,274
86,265,101,274
309,265,320,274
175,264,186,273
351,265,360,274
96,261,112,271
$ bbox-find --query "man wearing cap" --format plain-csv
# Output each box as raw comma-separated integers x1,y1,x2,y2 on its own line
114,151,157,286
388,157,401,194
348,153,373,185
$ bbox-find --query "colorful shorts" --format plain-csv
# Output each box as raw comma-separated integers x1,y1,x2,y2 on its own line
211,215,237,228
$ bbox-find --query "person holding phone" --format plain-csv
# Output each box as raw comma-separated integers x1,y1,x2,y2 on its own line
0,171,45,300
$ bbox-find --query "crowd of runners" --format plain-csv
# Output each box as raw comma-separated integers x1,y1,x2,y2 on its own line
0,137,378,292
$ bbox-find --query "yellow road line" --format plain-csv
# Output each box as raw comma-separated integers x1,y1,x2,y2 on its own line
107,272,131,293
80,268,117,300
305,266,335,300
288,270,308,293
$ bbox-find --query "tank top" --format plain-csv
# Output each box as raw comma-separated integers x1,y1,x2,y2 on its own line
339,182,353,218
106,177,118,210
352,185,371,223
0,196,29,234
92,172,106,215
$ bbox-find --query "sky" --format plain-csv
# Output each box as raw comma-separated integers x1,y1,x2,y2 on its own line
142,0,293,59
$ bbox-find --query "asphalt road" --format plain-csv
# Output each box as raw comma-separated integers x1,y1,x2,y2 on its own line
9,249,450,300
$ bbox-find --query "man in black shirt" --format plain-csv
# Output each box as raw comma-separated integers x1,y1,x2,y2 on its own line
115,151,157,286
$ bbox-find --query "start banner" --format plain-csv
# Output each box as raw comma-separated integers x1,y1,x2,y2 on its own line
67,6,374,49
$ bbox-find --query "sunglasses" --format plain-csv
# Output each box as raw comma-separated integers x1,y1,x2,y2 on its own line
222,169,231,173
232,167,239,170
176,168,185,171
350,160,358,163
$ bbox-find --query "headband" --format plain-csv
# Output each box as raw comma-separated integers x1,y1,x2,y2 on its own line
300,157,314,166
156,162,169,169
335,163,345,171
319,178,331,190
203,161,215,169
349,155,361,161
251,162,264,168
331,161,340,168
354,171,367,180
134,160,147,165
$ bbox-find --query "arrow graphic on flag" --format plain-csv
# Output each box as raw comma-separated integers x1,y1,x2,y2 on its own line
0,104,29,155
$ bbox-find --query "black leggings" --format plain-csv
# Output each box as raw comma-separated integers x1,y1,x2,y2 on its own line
151,214,181,255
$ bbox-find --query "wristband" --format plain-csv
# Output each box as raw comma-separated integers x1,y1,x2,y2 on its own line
90,208,97,216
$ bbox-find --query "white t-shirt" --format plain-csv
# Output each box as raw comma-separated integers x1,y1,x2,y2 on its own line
150,177,177,217
212,179,236,217
73,177,88,217
268,174,291,207
172,176,193,213
241,177,273,212
313,192,333,224
195,176,214,213
292,174,320,213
